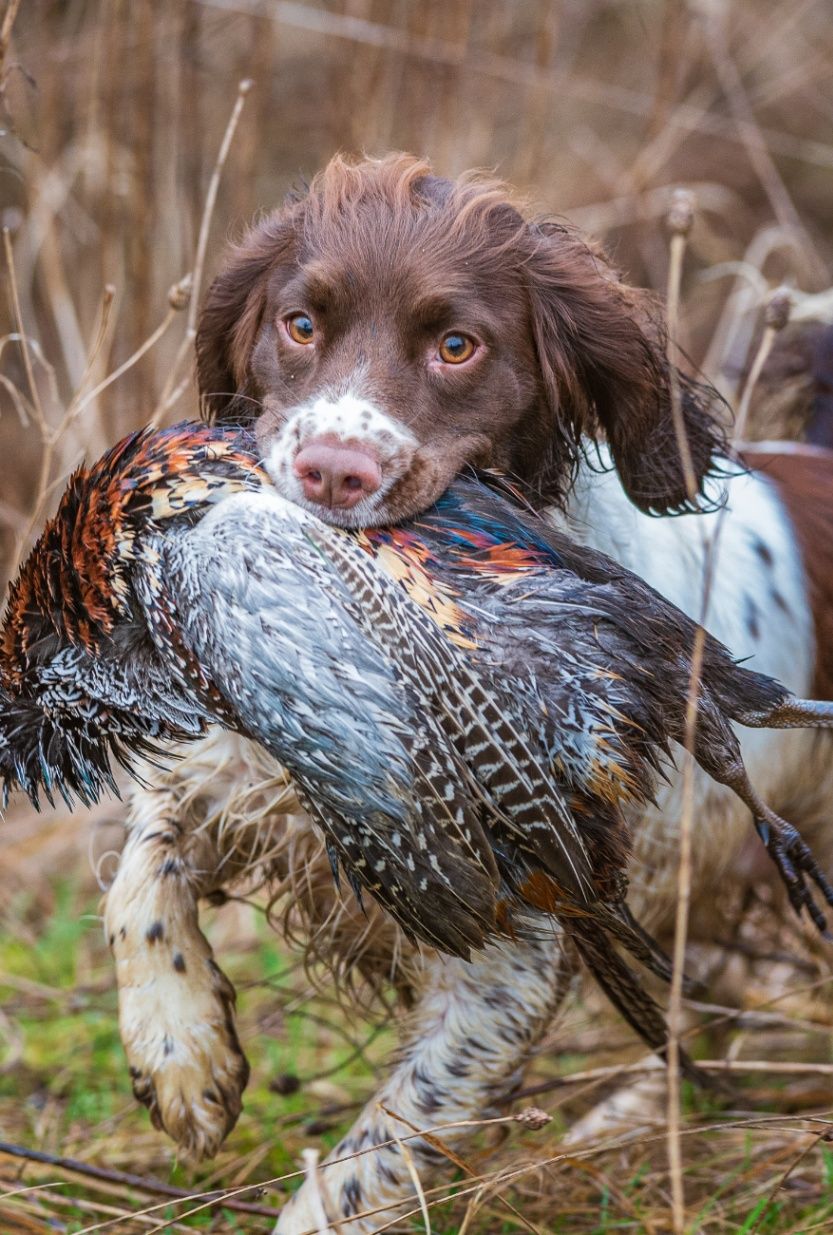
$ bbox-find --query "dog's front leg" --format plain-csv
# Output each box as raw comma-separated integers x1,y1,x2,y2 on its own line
276,929,573,1235
104,797,250,1160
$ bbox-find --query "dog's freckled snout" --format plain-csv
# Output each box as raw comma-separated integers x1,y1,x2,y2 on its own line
293,438,382,510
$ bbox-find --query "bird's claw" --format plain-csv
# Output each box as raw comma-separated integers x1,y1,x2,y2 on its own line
755,817,833,938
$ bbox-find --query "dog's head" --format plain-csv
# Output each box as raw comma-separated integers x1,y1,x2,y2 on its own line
198,153,724,527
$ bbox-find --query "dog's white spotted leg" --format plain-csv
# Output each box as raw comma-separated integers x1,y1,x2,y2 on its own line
275,929,573,1235
104,801,249,1160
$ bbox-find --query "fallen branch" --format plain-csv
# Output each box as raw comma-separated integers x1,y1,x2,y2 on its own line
0,1141,281,1219
516,1056,833,1101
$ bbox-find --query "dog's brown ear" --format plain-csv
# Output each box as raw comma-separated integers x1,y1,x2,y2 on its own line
525,220,727,514
196,214,297,422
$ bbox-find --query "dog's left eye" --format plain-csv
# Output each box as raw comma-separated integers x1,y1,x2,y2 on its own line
438,333,476,365
286,313,315,344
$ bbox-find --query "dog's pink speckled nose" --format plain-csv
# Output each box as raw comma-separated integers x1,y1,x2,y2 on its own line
293,439,382,509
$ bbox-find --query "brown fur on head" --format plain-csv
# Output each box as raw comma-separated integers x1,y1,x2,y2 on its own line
197,152,726,523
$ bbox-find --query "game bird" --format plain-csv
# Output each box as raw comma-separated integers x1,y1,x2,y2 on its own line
2,422,832,1070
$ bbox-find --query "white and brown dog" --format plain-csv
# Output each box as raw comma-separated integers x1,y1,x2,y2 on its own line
105,154,833,1233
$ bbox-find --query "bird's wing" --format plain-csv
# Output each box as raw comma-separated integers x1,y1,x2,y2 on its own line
142,491,500,957
298,516,598,903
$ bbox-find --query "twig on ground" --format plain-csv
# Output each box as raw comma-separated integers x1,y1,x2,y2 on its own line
517,1057,833,1102
0,1141,281,1219
379,1102,547,1235
749,1127,833,1234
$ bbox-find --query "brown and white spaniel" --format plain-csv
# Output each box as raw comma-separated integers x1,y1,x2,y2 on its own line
105,154,833,1234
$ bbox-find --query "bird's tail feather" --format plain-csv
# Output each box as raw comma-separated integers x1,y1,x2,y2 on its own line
569,918,707,1088
600,901,702,997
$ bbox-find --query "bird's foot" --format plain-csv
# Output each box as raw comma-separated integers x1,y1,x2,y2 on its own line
755,814,833,937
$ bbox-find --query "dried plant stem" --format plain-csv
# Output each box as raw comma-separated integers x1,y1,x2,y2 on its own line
700,294,790,597
702,12,818,277
665,191,698,504
749,1129,830,1235
0,1142,279,1218
188,79,253,339
385,1117,432,1235
72,306,177,420
3,227,60,572
666,234,685,350
3,254,183,577
734,323,780,444
663,187,697,1235
3,228,47,432
78,285,117,389
664,282,791,1235
68,284,117,417
149,369,192,429
666,627,704,1235
2,227,79,573
153,78,253,423
379,1103,545,1235
520,1056,833,1100
67,1102,832,1235
196,1,833,171
300,1147,341,1235
0,0,22,85
347,1111,832,1235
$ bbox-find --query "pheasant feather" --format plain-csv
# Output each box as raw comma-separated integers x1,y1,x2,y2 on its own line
4,423,833,1068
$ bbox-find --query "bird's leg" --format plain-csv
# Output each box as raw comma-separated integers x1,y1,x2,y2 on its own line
737,697,833,730
716,760,833,937
275,928,576,1235
104,774,250,1161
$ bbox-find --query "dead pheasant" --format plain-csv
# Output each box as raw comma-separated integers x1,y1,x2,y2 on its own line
2,422,832,1072
366,473,833,937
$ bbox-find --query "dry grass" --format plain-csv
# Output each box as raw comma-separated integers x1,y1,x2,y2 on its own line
2,1,833,1232
1,865,832,1233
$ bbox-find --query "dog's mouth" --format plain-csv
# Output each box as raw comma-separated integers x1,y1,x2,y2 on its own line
259,393,495,529
281,485,394,529
263,434,408,527
259,392,423,527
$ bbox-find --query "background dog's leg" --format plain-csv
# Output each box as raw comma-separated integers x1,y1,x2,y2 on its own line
104,785,250,1161
275,929,573,1235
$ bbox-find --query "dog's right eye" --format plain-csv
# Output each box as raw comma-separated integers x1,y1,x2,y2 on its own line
285,313,315,344
438,333,476,365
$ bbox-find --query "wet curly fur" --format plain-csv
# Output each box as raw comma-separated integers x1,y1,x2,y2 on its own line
198,153,728,522
101,156,833,1234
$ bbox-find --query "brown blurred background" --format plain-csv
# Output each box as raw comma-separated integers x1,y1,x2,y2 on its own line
3,1,833,525
1,9,833,1226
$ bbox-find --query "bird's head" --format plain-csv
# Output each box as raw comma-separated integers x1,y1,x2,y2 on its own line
1,422,269,809
2,422,269,689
